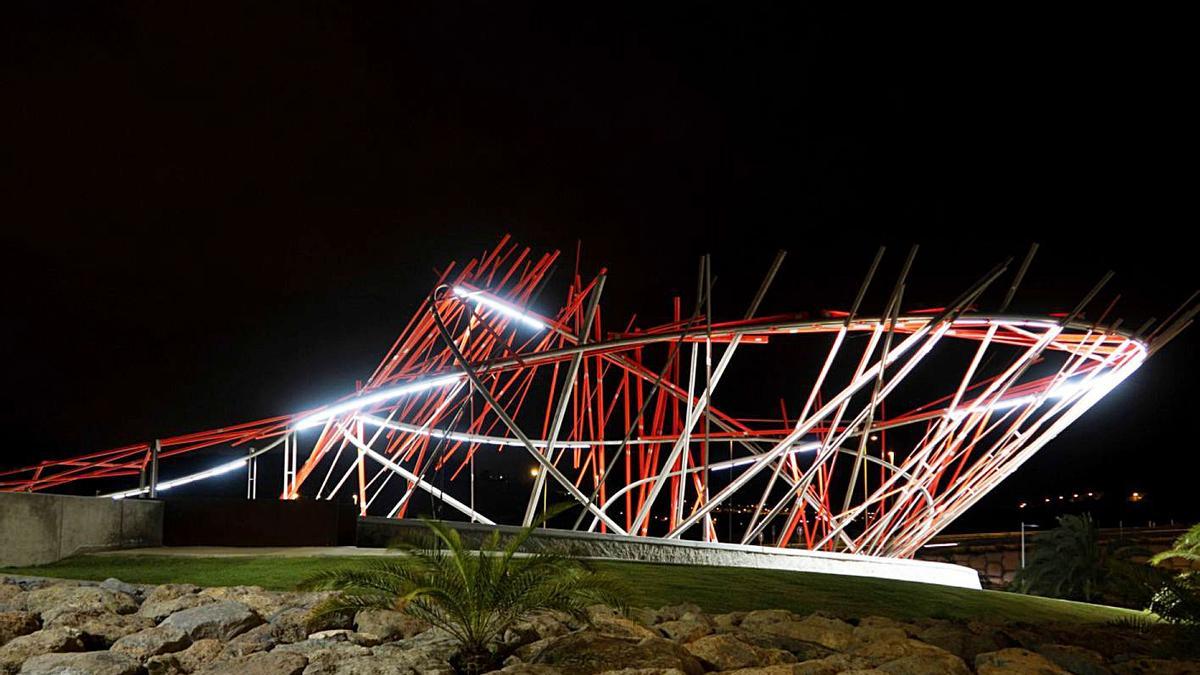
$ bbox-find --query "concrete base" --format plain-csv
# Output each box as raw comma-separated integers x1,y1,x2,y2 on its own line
358,518,982,590
1,494,978,589
0,493,163,567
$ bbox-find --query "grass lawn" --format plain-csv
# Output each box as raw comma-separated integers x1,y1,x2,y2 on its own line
5,554,1142,625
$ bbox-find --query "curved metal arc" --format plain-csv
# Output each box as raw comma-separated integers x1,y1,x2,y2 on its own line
287,314,1145,438
460,313,1143,381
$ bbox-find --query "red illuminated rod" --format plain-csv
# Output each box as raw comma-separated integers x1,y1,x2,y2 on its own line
3,236,1195,557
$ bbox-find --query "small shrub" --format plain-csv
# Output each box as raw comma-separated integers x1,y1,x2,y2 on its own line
302,517,626,673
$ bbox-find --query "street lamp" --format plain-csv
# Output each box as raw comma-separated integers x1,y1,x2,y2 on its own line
1020,521,1040,568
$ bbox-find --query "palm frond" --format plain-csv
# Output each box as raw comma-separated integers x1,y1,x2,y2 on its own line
1107,614,1156,633
1152,523,1200,566
1150,574,1200,625
299,510,628,673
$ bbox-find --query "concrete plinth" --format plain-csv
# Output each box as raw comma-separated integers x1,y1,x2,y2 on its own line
0,492,163,567
359,517,982,589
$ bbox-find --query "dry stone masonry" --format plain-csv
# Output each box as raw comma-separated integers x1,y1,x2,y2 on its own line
2,575,1199,674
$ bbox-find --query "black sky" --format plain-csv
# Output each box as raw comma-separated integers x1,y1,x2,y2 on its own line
2,3,1195,531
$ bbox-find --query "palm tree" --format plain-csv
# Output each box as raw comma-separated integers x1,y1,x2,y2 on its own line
1011,513,1152,605
1148,523,1200,625
301,518,627,674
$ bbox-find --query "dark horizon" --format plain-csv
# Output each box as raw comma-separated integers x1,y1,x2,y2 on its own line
3,4,1196,534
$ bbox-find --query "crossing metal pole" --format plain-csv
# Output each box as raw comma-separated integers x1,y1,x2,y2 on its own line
148,439,160,499
247,446,258,499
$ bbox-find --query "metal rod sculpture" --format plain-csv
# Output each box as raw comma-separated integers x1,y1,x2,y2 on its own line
4,236,1195,557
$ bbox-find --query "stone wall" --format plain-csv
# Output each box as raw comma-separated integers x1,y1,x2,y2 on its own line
4,574,1200,673
0,493,163,567
914,526,1189,589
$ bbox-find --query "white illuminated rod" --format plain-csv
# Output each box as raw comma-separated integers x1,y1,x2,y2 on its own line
108,458,248,500
293,374,464,430
948,374,1120,420
453,285,547,331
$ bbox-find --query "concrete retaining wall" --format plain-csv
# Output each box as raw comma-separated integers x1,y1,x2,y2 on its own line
915,526,1191,589
359,517,981,590
0,493,163,567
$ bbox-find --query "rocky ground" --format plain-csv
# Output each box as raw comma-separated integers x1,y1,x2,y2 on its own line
1,575,1198,675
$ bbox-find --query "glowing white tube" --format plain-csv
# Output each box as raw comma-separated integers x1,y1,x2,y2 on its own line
453,286,546,331
109,458,248,500
709,442,821,471
952,318,1059,330
99,434,814,501
949,374,1117,420
293,374,464,430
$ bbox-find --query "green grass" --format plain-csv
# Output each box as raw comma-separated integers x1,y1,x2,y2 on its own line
5,556,349,594
5,554,1143,625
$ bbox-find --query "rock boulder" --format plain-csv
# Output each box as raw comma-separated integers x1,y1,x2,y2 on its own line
684,633,795,671
160,600,263,641
25,586,137,622
976,648,1069,674
194,650,307,675
530,632,704,675
0,612,39,647
353,608,429,641
0,627,85,673
18,650,141,675
111,625,192,660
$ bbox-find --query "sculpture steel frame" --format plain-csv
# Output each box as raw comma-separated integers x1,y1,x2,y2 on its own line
3,236,1194,558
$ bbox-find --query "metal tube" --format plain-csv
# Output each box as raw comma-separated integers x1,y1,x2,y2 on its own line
148,439,160,499
524,275,606,525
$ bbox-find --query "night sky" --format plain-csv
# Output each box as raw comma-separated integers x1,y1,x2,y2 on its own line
3,4,1195,532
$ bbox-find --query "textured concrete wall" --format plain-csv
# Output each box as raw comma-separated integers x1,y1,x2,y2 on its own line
0,493,163,567
915,526,1190,589
359,518,982,590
